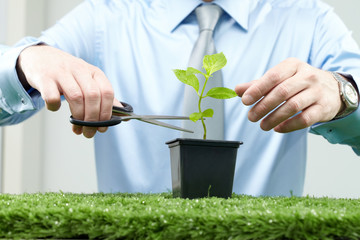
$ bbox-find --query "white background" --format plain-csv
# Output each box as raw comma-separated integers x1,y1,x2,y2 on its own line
1,0,360,198
0,0,6,43
0,0,5,192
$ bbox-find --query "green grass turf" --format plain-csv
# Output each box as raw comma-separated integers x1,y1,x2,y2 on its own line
0,193,359,239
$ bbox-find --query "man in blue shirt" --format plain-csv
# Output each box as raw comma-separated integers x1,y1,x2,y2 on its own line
0,0,360,196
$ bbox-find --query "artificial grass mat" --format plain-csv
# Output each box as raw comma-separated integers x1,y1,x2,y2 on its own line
0,193,359,239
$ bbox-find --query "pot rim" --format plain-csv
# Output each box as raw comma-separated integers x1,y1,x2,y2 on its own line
166,138,243,148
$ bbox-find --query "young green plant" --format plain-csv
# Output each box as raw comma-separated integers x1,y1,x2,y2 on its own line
173,52,237,139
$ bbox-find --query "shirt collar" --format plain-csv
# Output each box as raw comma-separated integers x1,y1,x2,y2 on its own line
165,0,254,33
165,0,201,33
217,0,254,31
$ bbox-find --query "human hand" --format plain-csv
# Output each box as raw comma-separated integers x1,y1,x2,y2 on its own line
235,58,344,133
17,45,117,138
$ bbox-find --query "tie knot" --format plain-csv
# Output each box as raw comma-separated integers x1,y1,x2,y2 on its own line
195,4,223,32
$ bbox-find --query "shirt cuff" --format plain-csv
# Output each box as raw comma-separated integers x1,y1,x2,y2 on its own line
310,106,360,155
0,40,42,114
310,72,360,155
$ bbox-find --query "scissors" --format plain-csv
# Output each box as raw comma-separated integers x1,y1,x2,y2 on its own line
69,102,193,133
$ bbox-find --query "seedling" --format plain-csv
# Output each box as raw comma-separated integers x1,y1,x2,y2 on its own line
173,52,237,139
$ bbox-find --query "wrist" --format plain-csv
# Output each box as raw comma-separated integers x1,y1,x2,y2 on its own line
16,44,46,93
16,57,32,92
330,72,359,119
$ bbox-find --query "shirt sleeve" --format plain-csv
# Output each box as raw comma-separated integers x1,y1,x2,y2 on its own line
308,4,360,155
39,0,97,64
0,39,45,125
0,0,96,125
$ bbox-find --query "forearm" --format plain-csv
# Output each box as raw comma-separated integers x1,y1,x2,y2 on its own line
0,39,44,125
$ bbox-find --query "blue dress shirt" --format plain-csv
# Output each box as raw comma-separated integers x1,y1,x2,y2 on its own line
1,0,360,196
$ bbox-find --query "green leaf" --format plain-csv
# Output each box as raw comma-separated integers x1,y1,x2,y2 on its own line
203,52,227,75
186,67,207,79
202,108,214,118
189,112,202,122
206,87,238,99
186,67,203,75
173,69,199,93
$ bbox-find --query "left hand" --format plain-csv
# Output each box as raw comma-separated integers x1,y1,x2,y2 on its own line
235,58,344,133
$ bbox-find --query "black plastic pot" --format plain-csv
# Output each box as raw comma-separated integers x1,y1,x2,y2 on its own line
166,138,242,199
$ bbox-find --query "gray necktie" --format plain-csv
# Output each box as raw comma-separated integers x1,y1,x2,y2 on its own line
182,4,224,140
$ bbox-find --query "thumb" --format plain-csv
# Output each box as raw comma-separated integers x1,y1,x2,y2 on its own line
113,98,124,108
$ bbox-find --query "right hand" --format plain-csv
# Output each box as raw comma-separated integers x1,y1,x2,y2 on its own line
16,45,117,138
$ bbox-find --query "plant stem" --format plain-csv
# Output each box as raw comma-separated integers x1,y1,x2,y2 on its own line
198,94,206,139
201,112,207,139
199,74,210,139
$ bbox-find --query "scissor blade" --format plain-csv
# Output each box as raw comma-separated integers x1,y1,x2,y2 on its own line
138,118,194,133
120,115,190,120
111,107,193,132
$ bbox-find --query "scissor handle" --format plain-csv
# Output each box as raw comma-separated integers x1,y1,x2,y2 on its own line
69,102,133,127
112,102,133,114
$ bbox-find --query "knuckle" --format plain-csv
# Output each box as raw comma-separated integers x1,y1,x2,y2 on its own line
70,58,92,73
276,84,290,99
286,99,301,113
255,101,268,114
250,101,267,120
266,71,281,84
67,90,83,103
56,61,68,72
301,65,319,82
299,112,312,127
102,88,114,100
305,71,318,82
90,66,105,77
251,84,264,98
85,88,101,102
72,63,89,76
89,65,101,72
285,57,300,64
62,58,86,73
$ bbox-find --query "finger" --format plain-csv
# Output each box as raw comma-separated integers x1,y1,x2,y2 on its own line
112,98,129,121
97,127,108,134
93,70,114,133
242,58,300,105
234,81,254,97
72,124,83,135
273,104,323,133
113,98,124,108
38,77,62,112
248,73,308,122
260,88,316,131
60,74,85,135
72,70,100,138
